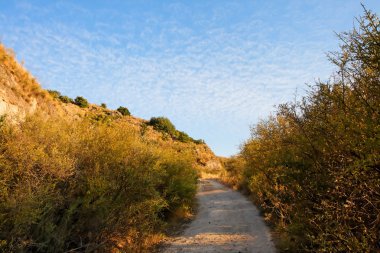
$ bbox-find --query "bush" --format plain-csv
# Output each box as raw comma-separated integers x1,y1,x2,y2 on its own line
224,9,380,252
74,96,89,108
0,115,198,252
148,117,176,136
193,139,205,145
47,89,61,99
176,131,192,143
117,106,130,116
101,103,107,108
58,95,73,103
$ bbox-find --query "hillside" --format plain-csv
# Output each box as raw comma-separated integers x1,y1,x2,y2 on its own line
0,43,221,253
0,43,221,172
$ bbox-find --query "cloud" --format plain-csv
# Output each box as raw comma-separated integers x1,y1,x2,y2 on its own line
0,0,349,155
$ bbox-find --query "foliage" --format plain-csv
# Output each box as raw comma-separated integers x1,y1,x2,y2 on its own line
59,95,73,104
176,131,192,143
0,114,198,252
47,89,61,99
148,117,177,137
74,96,89,108
223,9,380,252
0,44,48,102
148,117,203,144
101,103,107,109
47,90,74,104
193,139,205,145
117,106,131,116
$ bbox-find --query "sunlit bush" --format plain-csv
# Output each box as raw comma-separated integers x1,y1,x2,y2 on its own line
223,9,380,252
0,113,197,252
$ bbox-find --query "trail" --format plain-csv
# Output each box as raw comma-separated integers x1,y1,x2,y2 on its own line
162,179,276,253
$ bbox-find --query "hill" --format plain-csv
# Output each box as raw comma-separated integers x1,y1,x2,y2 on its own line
0,43,221,252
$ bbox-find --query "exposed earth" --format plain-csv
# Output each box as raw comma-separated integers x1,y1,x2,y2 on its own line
163,179,276,253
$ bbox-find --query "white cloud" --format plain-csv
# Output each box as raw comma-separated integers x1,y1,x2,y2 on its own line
0,0,352,155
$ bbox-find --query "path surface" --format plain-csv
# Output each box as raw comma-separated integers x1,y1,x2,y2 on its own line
163,179,276,253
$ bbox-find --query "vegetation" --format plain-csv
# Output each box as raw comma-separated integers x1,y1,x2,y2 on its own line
221,9,380,252
47,90,74,104
59,95,73,104
149,117,177,137
117,106,131,116
74,96,89,108
148,117,204,144
101,103,107,108
0,44,48,104
0,114,198,252
47,89,61,99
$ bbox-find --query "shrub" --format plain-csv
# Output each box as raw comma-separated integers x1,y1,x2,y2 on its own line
193,139,205,145
224,9,380,252
0,114,198,252
176,131,192,143
101,103,107,108
58,95,73,103
117,106,130,116
74,96,89,108
47,89,61,99
148,117,176,136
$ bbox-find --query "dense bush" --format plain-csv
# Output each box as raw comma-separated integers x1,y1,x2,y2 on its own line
176,131,192,143
148,117,203,144
74,96,89,108
223,9,380,252
117,106,130,116
59,95,73,104
148,117,177,136
0,114,197,252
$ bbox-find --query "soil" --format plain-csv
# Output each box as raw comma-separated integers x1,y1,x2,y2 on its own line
162,179,276,253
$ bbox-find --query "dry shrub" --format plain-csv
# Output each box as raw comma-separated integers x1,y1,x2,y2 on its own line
222,9,380,252
0,114,197,252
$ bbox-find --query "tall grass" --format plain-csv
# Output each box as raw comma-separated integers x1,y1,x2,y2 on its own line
0,114,197,252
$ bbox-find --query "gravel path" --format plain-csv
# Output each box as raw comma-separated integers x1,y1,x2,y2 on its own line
163,179,276,253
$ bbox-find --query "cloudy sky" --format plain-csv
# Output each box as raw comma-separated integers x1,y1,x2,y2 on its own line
0,0,379,156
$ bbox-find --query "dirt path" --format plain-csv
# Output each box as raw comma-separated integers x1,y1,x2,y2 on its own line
162,179,276,253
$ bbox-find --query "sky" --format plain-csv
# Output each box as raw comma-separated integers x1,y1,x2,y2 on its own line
0,1,379,156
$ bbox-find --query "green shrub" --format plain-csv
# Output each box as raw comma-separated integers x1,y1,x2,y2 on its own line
58,95,73,103
193,139,205,145
117,106,130,116
148,117,177,136
47,89,61,99
74,96,89,108
101,103,107,108
176,131,192,143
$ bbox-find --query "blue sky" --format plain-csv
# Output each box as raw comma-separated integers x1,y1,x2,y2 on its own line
0,1,379,156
